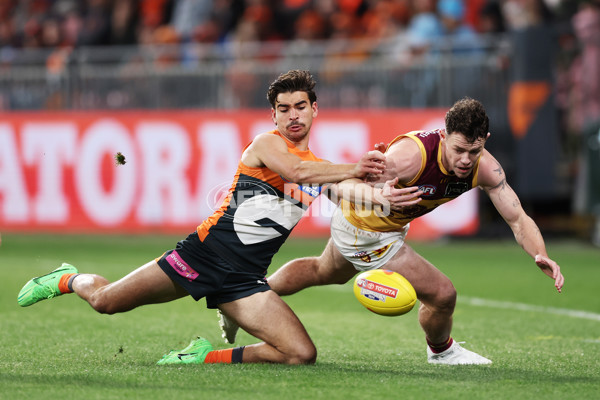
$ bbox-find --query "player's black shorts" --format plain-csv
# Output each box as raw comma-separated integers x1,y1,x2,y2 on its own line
157,232,271,308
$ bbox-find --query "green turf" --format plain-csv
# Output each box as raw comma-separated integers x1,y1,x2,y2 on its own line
1,234,599,399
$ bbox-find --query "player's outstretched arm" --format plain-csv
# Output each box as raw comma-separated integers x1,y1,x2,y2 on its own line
326,177,422,209
534,254,565,293
243,133,385,184
479,151,564,293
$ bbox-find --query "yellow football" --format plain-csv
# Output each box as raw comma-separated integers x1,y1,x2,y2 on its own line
353,269,417,316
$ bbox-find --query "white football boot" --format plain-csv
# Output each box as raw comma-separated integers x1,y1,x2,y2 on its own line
217,309,240,344
427,341,492,365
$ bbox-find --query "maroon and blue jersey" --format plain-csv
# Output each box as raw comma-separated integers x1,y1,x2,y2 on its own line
342,129,480,232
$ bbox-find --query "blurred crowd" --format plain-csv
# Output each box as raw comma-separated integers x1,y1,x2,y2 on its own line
0,0,586,50
0,0,598,126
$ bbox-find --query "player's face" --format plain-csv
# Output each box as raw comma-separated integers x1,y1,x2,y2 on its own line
271,91,318,143
441,131,487,178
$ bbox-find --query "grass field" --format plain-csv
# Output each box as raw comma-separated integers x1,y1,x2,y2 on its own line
1,233,599,399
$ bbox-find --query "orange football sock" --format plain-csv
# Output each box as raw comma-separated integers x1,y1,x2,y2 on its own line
58,273,77,294
204,347,245,364
204,349,233,364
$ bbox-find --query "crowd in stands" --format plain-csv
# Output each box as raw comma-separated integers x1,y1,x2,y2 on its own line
0,0,580,51
0,0,597,130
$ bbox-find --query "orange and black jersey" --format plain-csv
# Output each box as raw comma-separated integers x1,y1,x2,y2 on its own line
342,129,481,232
197,130,323,274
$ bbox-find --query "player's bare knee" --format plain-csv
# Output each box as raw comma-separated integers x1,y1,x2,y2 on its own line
87,296,107,314
286,342,317,365
420,282,456,314
316,259,353,286
88,290,121,314
434,284,457,313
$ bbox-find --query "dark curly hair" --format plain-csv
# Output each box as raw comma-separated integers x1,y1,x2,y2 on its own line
445,97,489,142
267,70,317,108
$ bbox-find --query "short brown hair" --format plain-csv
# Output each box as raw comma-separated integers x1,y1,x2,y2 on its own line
445,97,489,142
266,70,317,108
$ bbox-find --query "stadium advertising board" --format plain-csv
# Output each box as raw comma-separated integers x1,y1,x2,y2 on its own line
0,110,478,240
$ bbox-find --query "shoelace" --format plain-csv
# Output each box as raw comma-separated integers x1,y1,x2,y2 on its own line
34,279,58,300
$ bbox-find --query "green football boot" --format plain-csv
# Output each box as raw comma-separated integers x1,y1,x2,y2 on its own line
17,263,78,307
157,337,213,365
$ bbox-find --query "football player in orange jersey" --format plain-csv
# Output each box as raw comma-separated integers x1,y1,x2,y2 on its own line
18,70,422,366
220,97,565,365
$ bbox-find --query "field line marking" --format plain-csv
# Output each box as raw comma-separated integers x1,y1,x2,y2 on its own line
460,296,600,322
308,286,600,321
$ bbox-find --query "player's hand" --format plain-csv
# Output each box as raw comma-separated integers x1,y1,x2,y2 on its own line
379,177,422,211
374,142,387,153
354,150,386,178
535,254,564,293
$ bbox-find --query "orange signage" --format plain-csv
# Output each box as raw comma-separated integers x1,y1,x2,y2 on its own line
0,109,478,240
508,82,551,139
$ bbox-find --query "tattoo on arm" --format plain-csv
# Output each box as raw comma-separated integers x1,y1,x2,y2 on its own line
512,198,520,208
493,161,503,177
490,177,507,191
489,160,507,191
